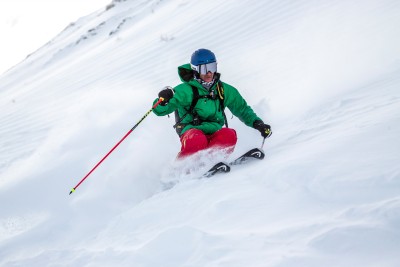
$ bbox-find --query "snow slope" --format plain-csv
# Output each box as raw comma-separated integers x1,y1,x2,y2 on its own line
1,0,400,266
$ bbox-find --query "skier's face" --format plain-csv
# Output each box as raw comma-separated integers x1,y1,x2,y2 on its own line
200,71,214,83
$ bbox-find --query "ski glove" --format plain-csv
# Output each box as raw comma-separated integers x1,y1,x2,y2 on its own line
253,120,272,138
158,86,174,106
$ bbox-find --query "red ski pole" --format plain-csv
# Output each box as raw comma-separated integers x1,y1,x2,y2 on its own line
69,98,164,195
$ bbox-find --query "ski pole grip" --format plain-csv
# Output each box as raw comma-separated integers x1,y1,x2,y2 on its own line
153,97,164,109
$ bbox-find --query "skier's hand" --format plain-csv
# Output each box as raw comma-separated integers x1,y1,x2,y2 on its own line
158,86,174,106
253,120,272,138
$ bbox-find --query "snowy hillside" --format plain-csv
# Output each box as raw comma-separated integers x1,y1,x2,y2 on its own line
1,0,400,266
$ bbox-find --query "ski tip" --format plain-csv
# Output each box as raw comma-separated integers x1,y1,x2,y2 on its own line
69,188,75,195
203,162,230,178
249,148,265,159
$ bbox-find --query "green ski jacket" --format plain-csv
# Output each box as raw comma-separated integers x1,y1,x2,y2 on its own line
153,63,262,135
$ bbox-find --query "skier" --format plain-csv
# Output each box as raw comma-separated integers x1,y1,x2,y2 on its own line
153,48,272,159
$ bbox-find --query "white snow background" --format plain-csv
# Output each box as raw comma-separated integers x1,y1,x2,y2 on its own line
0,0,111,75
1,0,400,266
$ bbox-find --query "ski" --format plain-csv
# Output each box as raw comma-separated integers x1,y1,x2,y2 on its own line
230,148,265,165
203,162,231,178
203,148,265,178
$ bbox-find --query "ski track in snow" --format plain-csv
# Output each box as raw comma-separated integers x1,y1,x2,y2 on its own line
1,0,400,266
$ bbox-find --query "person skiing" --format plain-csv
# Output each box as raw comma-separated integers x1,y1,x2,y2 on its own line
153,48,272,159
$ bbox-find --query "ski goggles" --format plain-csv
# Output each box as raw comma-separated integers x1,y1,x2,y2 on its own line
191,62,217,75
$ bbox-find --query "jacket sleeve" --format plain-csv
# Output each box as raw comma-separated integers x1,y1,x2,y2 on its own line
223,83,262,127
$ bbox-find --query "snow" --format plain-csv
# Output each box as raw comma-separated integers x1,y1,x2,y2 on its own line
0,0,111,75
1,0,400,266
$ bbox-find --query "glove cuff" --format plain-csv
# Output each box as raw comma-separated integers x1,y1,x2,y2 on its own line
253,120,264,128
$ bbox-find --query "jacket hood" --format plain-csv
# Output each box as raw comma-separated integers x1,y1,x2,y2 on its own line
178,63,194,82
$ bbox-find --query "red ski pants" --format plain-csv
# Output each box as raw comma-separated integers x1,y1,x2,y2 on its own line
177,128,237,159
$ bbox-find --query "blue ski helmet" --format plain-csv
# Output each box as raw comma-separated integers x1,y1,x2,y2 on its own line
190,49,217,75
190,49,216,66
